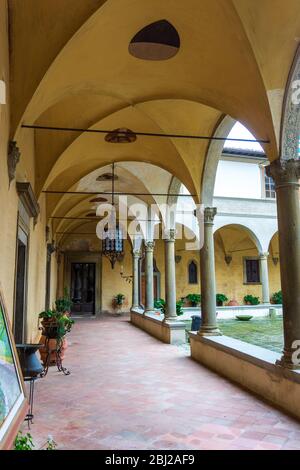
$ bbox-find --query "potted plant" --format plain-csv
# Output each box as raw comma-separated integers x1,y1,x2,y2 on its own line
113,293,126,313
271,290,282,305
186,293,201,307
227,299,239,306
244,294,260,305
216,293,228,306
38,309,74,366
55,288,73,315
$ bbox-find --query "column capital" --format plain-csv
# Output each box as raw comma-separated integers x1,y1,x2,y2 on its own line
144,240,155,252
164,228,176,241
259,252,269,260
204,207,217,224
132,249,141,258
266,159,300,189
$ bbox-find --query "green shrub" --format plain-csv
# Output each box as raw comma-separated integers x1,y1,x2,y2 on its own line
271,290,282,305
216,293,228,305
154,298,184,316
176,300,184,316
186,293,201,306
244,294,260,305
154,298,166,315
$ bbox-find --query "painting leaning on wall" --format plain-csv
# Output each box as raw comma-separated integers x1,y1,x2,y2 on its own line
0,289,27,449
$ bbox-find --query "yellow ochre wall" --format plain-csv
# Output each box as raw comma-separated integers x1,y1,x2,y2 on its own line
0,1,57,341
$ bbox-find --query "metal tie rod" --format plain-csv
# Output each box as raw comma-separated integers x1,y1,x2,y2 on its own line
21,124,270,144
43,190,197,197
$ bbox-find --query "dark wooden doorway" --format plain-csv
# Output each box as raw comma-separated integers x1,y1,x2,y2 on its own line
70,263,96,315
14,227,28,343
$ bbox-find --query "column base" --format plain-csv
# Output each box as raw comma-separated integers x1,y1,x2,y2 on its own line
144,308,155,315
164,315,178,323
276,348,300,370
198,325,222,336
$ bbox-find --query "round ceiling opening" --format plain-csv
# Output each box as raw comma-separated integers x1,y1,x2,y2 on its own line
129,19,180,60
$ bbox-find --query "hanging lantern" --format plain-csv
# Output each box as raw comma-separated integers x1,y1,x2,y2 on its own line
101,162,124,269
102,225,124,269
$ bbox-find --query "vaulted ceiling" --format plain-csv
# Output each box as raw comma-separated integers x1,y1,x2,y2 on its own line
8,0,300,228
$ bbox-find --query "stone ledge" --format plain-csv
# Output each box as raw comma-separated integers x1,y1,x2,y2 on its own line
130,309,186,345
190,333,300,420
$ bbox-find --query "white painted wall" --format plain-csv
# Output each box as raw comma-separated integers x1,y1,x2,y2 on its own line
214,161,262,199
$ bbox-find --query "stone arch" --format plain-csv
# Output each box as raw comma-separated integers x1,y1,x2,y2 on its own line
213,222,263,254
201,115,236,205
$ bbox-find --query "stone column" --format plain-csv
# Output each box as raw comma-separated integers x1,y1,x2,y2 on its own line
267,159,300,368
144,241,155,313
259,252,270,304
164,229,177,321
131,250,141,309
198,207,221,336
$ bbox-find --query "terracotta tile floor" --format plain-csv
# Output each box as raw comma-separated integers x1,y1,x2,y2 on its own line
24,315,300,450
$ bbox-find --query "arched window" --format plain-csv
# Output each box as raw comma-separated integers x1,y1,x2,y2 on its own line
188,261,198,284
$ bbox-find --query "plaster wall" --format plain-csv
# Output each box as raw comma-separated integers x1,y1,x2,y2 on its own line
214,161,262,199
0,1,18,321
0,2,54,342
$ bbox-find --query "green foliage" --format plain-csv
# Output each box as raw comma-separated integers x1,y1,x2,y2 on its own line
186,293,201,306
154,298,166,315
43,435,57,450
271,290,282,305
176,300,184,316
38,309,56,319
216,293,228,305
244,294,260,305
14,432,58,450
14,431,35,450
55,288,72,313
154,298,184,316
114,293,125,305
38,309,74,340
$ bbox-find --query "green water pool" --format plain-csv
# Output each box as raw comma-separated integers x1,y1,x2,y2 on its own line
185,315,284,353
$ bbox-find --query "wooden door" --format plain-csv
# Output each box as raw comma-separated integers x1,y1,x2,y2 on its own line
70,263,96,315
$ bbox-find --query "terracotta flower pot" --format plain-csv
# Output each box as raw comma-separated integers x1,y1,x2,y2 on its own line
39,335,68,366
227,299,239,306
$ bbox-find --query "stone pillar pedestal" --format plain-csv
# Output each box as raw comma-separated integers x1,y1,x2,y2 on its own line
198,207,221,336
267,159,300,369
131,250,141,309
259,252,270,304
144,241,155,313
164,229,177,321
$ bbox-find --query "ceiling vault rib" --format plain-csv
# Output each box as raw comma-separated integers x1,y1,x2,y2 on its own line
22,124,270,144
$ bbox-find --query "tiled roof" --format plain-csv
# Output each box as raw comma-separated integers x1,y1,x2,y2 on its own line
222,147,267,158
